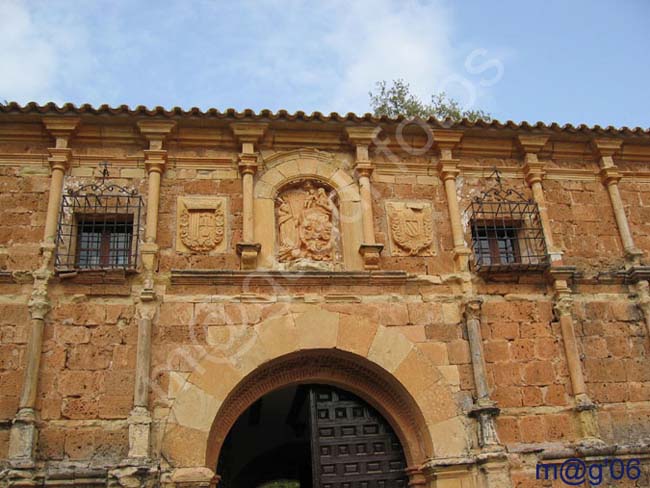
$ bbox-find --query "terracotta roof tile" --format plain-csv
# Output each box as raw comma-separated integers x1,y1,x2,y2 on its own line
1,101,649,137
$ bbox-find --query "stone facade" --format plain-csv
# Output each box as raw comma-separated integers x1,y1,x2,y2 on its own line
0,104,649,487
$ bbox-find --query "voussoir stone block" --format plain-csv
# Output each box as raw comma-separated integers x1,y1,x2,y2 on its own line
256,314,299,359
188,353,243,403
428,416,470,458
367,326,414,373
295,309,339,350
336,314,378,357
298,159,319,175
162,423,209,467
171,381,221,432
259,167,285,187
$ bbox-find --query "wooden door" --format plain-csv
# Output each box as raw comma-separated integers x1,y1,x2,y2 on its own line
309,385,408,488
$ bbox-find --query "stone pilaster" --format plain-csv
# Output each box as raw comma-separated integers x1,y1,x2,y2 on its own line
626,267,650,351
519,135,562,262
128,120,175,459
592,138,643,264
9,117,79,465
464,298,502,451
435,130,470,272
346,127,383,269
548,267,601,444
231,123,268,270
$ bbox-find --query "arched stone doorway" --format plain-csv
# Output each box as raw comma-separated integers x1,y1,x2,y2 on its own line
217,383,408,488
162,309,467,486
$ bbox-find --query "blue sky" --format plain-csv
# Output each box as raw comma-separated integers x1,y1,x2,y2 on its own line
2,0,649,127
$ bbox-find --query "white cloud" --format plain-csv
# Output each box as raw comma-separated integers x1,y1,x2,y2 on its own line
0,0,482,114
0,0,58,103
323,0,455,113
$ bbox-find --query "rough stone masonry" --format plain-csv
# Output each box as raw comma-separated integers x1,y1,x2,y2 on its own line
0,103,649,487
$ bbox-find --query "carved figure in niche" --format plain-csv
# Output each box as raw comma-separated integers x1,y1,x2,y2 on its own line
277,197,298,249
276,181,339,263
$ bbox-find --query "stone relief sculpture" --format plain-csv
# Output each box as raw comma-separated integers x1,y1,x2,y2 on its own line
276,181,340,265
177,196,226,253
386,201,435,256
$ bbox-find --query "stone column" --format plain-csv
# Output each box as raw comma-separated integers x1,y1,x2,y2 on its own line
519,135,562,262
435,130,471,272
346,127,383,269
592,139,643,264
9,117,79,464
128,120,176,459
231,123,268,270
464,299,502,450
625,266,650,349
548,267,600,443
8,297,50,465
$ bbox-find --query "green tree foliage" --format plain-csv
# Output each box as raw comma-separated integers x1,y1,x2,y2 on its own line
369,79,491,122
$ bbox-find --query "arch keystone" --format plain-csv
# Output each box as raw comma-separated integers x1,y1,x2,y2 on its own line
295,309,339,349
336,314,378,356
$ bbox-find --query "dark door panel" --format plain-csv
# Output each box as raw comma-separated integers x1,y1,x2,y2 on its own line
309,386,408,488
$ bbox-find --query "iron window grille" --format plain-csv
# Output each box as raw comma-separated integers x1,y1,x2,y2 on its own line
55,163,143,272
466,171,549,274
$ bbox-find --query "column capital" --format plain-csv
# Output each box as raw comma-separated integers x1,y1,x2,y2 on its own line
231,122,268,147
516,134,549,154
28,296,50,321
354,162,374,178
463,297,484,321
553,295,573,318
137,120,177,150
143,149,167,174
238,152,259,175
523,159,546,186
42,116,80,148
47,147,73,172
436,159,461,181
599,166,622,186
591,138,622,159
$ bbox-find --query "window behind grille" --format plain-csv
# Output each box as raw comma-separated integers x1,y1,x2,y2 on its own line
76,215,134,269
465,174,549,274
55,165,143,272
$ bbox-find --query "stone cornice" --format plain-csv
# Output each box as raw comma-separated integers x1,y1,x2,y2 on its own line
345,126,380,145
42,116,80,147
516,135,549,154
171,269,408,287
591,138,623,158
432,129,463,151
137,120,176,150
230,122,269,145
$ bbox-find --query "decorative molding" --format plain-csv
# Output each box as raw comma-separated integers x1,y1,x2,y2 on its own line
170,269,408,286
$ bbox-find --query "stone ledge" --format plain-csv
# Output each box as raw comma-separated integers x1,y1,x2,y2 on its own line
0,270,14,283
171,269,408,286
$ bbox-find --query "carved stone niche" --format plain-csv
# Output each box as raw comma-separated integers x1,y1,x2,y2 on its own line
176,196,227,253
385,201,436,257
275,180,341,270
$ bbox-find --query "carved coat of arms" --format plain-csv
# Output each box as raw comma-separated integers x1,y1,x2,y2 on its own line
387,202,434,256
177,197,225,253
276,181,339,264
